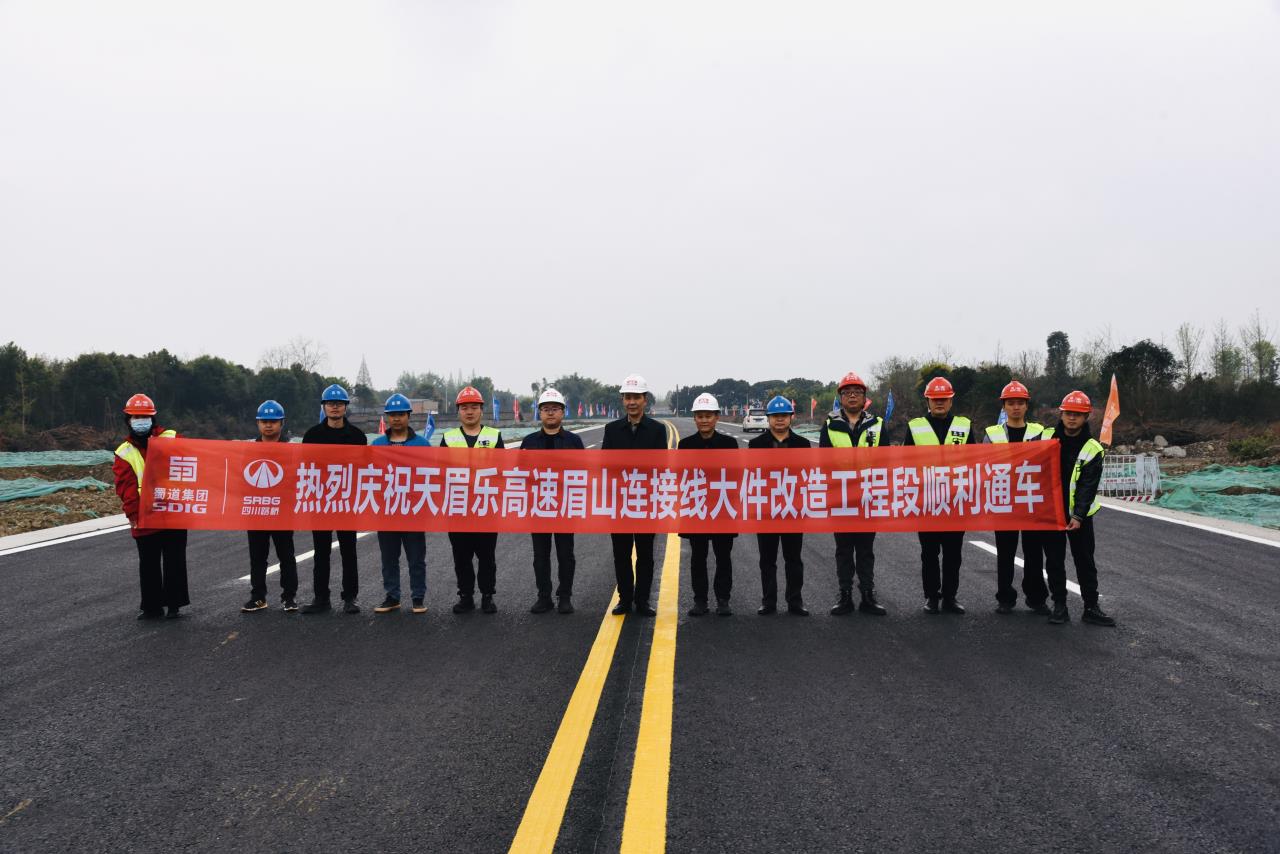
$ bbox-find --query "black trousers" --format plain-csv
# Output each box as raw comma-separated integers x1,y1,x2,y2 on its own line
918,531,964,600
834,532,876,595
1042,517,1101,606
450,531,498,597
994,530,1047,606
135,530,190,612
757,533,803,604
312,530,358,602
532,533,575,598
611,533,656,606
247,530,297,601
688,534,733,602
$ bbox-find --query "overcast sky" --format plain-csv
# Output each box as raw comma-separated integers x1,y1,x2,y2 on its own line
3,1,1278,396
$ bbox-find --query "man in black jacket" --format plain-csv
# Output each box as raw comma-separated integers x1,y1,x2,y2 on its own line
521,388,584,615
1042,391,1116,627
301,384,368,615
241,400,297,613
748,396,811,616
678,393,739,616
602,374,669,617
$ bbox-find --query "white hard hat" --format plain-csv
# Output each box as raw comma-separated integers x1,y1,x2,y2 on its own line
691,393,720,412
537,387,566,408
620,374,649,395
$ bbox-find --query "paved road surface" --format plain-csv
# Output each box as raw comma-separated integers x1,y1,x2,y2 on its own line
2,419,1277,853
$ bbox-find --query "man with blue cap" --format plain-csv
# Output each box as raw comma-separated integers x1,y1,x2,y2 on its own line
747,396,812,616
242,400,298,613
372,393,430,615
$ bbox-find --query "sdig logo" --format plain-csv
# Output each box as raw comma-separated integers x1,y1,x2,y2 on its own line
243,459,285,489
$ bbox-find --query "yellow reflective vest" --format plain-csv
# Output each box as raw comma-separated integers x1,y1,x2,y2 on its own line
825,415,883,448
983,422,1046,443
443,426,501,448
114,430,178,484
908,416,971,446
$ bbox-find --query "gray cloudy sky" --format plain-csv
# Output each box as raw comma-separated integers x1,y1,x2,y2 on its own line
3,1,1278,396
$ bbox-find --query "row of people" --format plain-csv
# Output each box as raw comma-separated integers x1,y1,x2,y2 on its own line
111,371,1114,626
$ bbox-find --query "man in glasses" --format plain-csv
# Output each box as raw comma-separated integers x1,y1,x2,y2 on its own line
819,372,888,617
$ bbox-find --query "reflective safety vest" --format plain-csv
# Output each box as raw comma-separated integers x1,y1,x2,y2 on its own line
826,415,883,448
1068,437,1104,517
443,426,501,448
984,422,1045,443
908,416,971,446
114,430,178,484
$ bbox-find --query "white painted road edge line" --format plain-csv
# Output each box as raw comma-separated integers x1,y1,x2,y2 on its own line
0,522,132,557
237,531,376,581
1099,498,1280,549
969,540,1082,597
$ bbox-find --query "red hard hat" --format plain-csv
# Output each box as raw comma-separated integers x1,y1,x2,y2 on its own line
123,393,157,416
455,386,484,406
923,377,954,399
837,371,867,392
1060,390,1092,413
1000,380,1030,401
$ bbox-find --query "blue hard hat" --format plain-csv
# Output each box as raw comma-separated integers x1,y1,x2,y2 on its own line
256,400,285,420
384,393,412,413
321,384,350,403
765,395,794,415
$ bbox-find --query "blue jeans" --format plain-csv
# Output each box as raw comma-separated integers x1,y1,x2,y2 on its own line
378,531,427,601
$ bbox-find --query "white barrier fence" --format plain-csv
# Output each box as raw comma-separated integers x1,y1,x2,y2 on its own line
1100,453,1161,502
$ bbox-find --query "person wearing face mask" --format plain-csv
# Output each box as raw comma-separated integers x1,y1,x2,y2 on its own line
113,393,189,620
677,393,739,616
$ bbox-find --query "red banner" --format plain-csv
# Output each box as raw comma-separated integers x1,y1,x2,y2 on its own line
137,439,1064,534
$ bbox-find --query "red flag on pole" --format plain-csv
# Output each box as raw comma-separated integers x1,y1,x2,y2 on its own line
810,397,817,419
378,416,386,435
1100,374,1120,446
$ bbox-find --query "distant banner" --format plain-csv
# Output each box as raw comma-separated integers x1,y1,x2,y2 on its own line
137,439,1064,533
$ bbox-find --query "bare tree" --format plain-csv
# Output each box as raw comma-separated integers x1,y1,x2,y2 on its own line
258,337,330,374
1014,349,1039,380
1239,309,1278,384
1210,319,1244,387
1173,322,1204,385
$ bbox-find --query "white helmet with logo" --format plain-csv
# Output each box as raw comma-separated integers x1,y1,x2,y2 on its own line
691,393,720,412
620,374,649,395
537,387,566,408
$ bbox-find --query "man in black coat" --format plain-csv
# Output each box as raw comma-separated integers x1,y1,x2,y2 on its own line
602,374,669,617
677,393,739,616
520,388,584,615
748,396,811,616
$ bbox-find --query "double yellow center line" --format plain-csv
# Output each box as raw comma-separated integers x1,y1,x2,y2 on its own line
509,421,682,854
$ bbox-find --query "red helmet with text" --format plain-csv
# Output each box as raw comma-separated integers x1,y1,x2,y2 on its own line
123,393,157,416
1000,380,1030,401
1059,390,1092,412
455,386,485,406
923,377,954,399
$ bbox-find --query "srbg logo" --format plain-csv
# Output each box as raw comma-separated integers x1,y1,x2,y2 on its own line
244,459,285,489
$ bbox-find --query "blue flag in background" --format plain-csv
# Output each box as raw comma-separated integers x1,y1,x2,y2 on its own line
884,390,895,423
318,405,325,423
423,412,436,444
492,396,499,423
998,409,1008,426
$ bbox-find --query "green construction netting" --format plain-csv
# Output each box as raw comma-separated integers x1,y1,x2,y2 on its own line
0,477,110,502
0,451,114,467
1155,465,1280,530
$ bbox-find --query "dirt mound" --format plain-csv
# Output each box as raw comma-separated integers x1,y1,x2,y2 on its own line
0,425,115,451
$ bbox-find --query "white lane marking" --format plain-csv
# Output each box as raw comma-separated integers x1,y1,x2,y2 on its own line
1100,500,1280,549
586,443,598,448
238,531,375,581
970,539,1081,596
0,524,132,557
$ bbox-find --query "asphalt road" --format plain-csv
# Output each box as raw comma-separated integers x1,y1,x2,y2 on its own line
1,418,1277,853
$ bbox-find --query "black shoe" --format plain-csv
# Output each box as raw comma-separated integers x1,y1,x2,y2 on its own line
923,597,941,614
830,590,855,616
165,606,183,619
282,598,299,612
137,609,164,621
757,601,777,615
716,598,733,616
1049,604,1070,624
1026,601,1051,616
412,598,427,614
995,602,1015,614
942,598,966,615
531,596,554,614
374,597,400,614
342,599,361,615
241,599,268,613
859,593,887,616
1082,605,1116,626
481,595,497,614
453,596,476,614
634,602,657,617
688,599,709,617
558,597,574,615
612,601,631,616
302,600,331,615
788,602,810,616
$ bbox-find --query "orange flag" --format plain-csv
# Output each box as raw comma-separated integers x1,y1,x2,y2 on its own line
1099,374,1120,446
378,416,386,435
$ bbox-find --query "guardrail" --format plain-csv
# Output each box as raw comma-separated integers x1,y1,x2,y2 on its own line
1101,452,1161,502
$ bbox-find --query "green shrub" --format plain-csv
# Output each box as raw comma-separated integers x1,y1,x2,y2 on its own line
1228,435,1276,461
